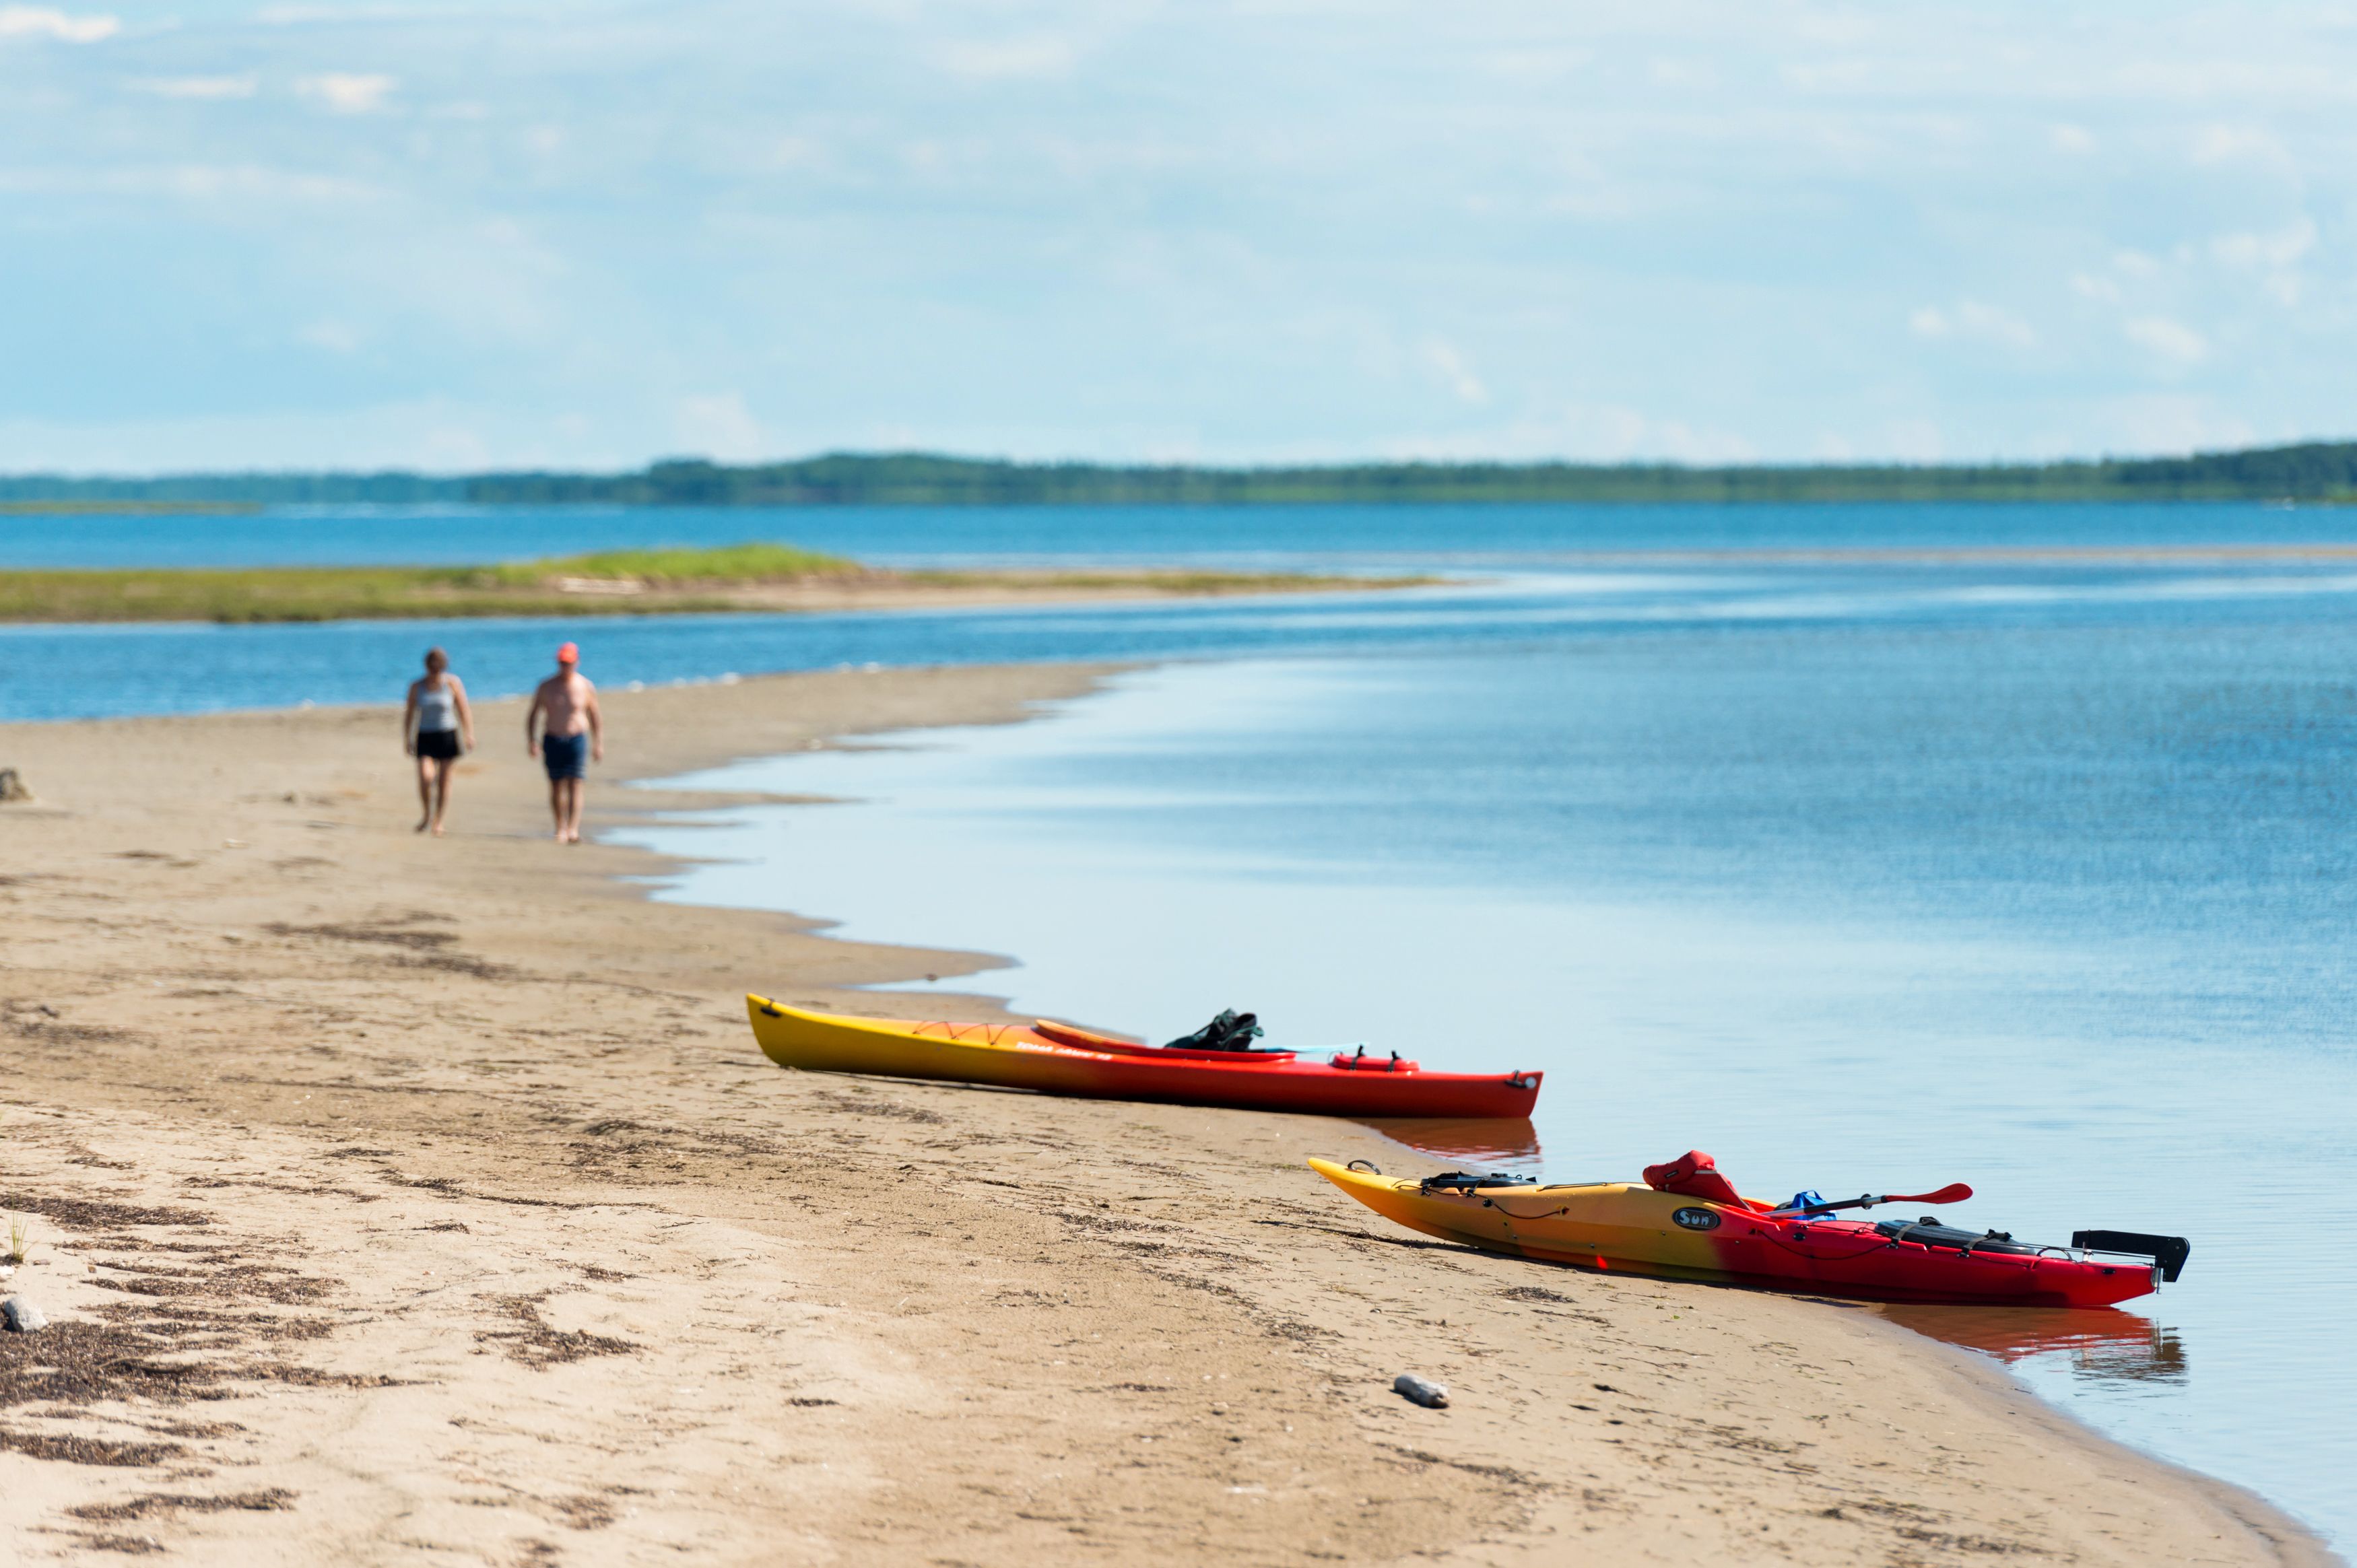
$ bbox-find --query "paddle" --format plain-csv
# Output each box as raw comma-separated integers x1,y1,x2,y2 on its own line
1769,1182,1971,1217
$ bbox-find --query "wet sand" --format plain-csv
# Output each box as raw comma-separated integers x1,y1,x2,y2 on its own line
0,667,2331,1566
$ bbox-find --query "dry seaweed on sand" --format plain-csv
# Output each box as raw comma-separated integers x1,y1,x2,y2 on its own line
473,1293,639,1369
69,1489,297,1522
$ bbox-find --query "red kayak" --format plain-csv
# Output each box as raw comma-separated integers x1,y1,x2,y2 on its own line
1310,1149,2189,1307
746,998,1542,1118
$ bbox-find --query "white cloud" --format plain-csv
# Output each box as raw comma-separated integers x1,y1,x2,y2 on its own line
935,36,1076,81
0,162,377,202
133,75,259,100
1376,401,1757,465
0,399,597,473
2190,123,2286,167
297,73,397,113
2210,215,2315,271
416,424,491,471
766,135,828,172
2100,394,2253,456
1779,58,1873,92
300,318,362,353
2125,316,2209,366
2050,123,2095,154
2113,250,2162,278
1422,339,1488,405
2069,273,2122,304
1878,418,1946,463
1648,57,1717,90
0,5,116,42
1908,300,2037,350
673,393,765,463
1482,46,1591,83
2210,216,2316,306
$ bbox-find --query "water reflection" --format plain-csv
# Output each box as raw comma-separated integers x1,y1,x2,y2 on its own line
1881,1303,2188,1387
1356,1118,1545,1171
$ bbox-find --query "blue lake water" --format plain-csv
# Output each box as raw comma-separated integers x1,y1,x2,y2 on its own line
609,564,2356,1553
6,503,2356,1549
9,498,2357,572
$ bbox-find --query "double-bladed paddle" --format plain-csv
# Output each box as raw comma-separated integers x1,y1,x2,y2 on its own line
1768,1182,1972,1217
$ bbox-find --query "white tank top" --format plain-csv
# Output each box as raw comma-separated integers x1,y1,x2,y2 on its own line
416,680,457,732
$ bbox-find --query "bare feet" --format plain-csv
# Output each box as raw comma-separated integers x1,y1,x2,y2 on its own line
415,817,430,833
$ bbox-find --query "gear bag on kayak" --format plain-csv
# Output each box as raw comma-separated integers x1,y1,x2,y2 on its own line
1163,1009,1265,1052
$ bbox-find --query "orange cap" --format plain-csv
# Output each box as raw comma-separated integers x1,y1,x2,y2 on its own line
556,642,579,664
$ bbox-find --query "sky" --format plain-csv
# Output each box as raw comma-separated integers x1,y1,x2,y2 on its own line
3,0,2356,472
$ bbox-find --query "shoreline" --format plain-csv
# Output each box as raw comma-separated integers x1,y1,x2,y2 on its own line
0,669,2333,1566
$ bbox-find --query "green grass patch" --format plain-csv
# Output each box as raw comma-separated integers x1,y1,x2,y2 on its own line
0,542,861,623
0,543,1402,624
5,1213,33,1265
475,541,858,585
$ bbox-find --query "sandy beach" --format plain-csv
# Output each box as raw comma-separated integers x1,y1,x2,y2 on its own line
0,667,2331,1567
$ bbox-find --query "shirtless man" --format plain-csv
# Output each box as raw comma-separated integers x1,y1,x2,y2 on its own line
525,642,604,844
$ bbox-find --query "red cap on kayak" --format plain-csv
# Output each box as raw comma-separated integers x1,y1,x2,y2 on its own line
556,642,578,664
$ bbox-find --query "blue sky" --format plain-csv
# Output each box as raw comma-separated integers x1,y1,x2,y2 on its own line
3,1,2354,471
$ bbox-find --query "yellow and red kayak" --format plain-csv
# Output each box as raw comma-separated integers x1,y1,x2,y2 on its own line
1308,1157,2182,1307
747,998,1541,1117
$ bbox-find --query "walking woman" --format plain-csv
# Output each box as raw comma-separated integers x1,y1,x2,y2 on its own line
403,646,476,836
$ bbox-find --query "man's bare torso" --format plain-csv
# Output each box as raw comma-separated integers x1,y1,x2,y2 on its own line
532,672,595,737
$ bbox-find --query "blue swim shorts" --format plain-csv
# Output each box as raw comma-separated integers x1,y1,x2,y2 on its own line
542,731,589,780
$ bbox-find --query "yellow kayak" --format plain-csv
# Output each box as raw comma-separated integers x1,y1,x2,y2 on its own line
1308,1159,2171,1305
747,998,1543,1116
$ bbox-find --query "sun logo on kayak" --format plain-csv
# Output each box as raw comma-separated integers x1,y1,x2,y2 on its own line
1672,1208,1721,1231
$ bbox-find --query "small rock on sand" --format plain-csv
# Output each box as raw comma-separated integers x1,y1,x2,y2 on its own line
1393,1372,1448,1408
0,768,30,802
3,1295,48,1332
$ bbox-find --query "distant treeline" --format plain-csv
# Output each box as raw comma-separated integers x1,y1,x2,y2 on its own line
0,471,467,504
9,443,2357,506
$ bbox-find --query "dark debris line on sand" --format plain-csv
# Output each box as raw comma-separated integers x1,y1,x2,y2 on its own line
473,1291,640,1369
69,1490,298,1522
0,1194,387,1496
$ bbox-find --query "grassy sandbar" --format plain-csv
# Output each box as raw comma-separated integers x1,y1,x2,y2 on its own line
0,543,1414,623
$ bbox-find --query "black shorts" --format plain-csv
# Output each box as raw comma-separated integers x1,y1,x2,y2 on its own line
416,729,461,761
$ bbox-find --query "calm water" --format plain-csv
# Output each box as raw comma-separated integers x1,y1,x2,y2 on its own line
608,570,2357,1553
9,498,2357,726
9,498,2357,572
7,504,2356,1548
